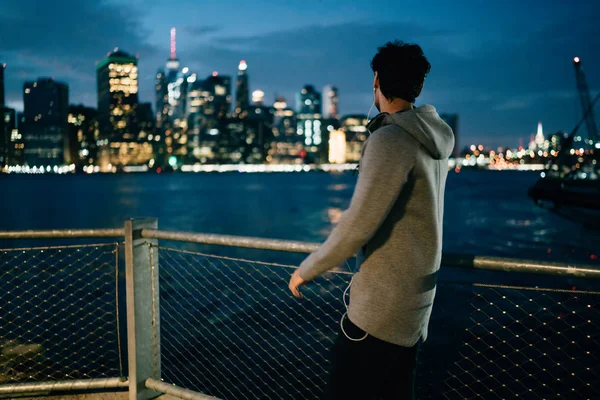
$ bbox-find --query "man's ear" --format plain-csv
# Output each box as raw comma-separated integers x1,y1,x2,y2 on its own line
415,82,424,98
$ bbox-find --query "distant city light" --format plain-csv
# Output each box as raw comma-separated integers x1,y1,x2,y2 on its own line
168,156,177,167
209,129,219,135
239,60,247,71
212,71,218,77
252,89,265,104
574,56,580,63
182,67,189,74
329,130,347,164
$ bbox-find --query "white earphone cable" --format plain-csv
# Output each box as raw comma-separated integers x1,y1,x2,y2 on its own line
340,276,368,342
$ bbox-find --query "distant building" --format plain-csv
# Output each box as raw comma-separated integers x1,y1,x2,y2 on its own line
22,78,69,167
12,113,25,165
244,104,274,163
204,73,232,121
1,107,16,168
535,122,547,150
235,60,250,118
328,129,346,164
96,49,139,142
167,67,190,129
67,105,98,168
440,113,459,158
186,77,211,160
323,85,339,120
155,70,168,131
296,85,321,115
268,97,300,164
165,28,180,89
186,73,232,163
341,114,368,162
137,102,155,141
272,97,296,141
296,85,324,162
96,50,151,168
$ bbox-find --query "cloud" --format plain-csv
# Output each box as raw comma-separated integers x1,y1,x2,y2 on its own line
183,25,221,37
493,91,575,111
0,0,158,110
179,21,472,111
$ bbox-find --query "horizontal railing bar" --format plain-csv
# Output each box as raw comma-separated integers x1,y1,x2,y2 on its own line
142,229,600,279
0,378,129,395
443,254,600,279
142,229,320,254
146,378,221,400
0,228,125,239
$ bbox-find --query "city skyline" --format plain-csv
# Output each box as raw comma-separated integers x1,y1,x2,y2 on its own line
1,0,599,148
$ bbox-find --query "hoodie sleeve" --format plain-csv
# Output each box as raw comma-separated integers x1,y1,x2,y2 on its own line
297,126,418,281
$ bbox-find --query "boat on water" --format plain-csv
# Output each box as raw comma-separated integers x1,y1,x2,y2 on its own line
529,57,600,227
529,171,600,226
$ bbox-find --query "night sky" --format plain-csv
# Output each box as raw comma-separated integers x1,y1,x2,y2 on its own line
1,0,599,148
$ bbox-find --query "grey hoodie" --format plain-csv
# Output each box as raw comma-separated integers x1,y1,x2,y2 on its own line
298,104,454,347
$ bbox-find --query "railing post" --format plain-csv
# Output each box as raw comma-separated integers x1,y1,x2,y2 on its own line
124,218,161,400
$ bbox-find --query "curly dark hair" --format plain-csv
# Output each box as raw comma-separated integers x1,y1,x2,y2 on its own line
370,40,431,103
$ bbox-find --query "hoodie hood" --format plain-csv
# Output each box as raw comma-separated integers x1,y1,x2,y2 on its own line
366,105,455,160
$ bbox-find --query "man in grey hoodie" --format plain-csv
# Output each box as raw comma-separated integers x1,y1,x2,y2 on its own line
288,41,454,399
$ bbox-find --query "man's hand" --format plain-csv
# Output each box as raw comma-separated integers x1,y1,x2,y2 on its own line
288,269,306,298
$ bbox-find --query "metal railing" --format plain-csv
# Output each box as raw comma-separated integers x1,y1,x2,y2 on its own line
0,243,123,384
0,220,599,400
141,228,600,400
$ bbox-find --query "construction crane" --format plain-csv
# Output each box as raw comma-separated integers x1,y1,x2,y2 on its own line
573,57,598,142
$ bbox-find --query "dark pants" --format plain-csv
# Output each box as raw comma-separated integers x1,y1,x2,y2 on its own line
325,317,421,400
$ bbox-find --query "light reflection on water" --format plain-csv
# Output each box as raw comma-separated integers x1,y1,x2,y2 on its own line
0,170,598,263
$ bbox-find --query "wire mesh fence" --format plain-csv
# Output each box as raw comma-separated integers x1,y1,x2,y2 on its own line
0,243,123,384
419,283,600,400
157,245,599,400
157,245,351,400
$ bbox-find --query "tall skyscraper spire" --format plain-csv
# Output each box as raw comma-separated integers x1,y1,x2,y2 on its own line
535,121,545,148
235,60,250,118
170,27,177,60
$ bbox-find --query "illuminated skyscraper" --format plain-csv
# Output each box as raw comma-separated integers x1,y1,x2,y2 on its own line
186,76,210,158
168,66,190,127
67,105,98,168
96,49,151,168
1,107,16,168
328,129,346,164
296,85,321,114
164,27,185,126
323,85,339,120
155,70,168,130
535,122,545,149
204,73,232,121
296,85,323,162
166,28,180,86
96,49,139,142
341,115,369,162
22,78,69,167
235,60,249,118
137,103,155,140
